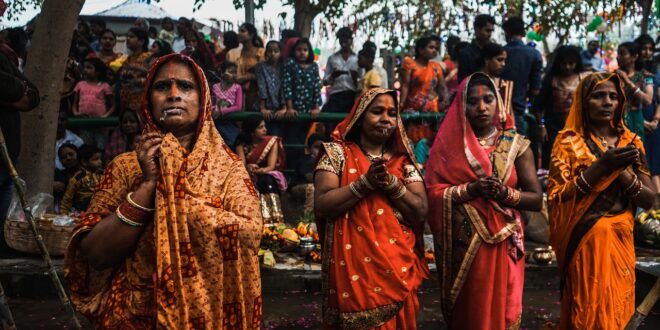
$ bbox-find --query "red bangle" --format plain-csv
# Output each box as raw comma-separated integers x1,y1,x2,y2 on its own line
117,201,152,225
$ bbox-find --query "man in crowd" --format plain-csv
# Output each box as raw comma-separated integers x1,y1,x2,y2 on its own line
458,14,496,82
501,16,543,136
322,27,359,115
0,27,40,256
581,40,605,72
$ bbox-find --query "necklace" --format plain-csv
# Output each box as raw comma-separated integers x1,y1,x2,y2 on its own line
360,146,386,162
598,136,608,148
476,127,498,146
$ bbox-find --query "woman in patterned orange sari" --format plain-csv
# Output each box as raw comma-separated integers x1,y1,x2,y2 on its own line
548,72,654,329
425,73,542,329
64,54,263,329
314,88,430,329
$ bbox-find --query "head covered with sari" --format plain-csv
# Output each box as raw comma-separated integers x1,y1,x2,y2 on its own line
319,88,429,328
425,73,529,327
65,53,263,329
548,72,645,272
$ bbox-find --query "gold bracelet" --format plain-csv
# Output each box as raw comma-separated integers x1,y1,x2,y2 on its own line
629,180,644,198
349,181,364,199
574,178,588,194
359,174,375,190
383,176,399,191
391,185,407,200
579,172,593,191
624,175,639,193
127,192,155,212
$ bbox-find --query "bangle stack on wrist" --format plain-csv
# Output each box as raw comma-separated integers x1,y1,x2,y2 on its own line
349,174,374,199
625,174,643,198
386,177,407,200
116,192,155,227
452,184,473,203
575,171,593,194
502,187,522,206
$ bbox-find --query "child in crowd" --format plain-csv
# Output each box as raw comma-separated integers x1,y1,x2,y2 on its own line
72,57,115,149
282,38,322,165
357,48,382,91
290,134,326,213
59,145,103,215
158,18,176,46
54,143,80,206
256,40,286,136
212,61,243,148
104,110,141,163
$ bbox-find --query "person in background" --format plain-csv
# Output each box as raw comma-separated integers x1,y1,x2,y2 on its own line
362,40,389,88
447,41,470,101
256,40,286,136
88,19,106,52
182,30,218,81
55,110,84,171
211,61,243,148
236,116,287,225
148,26,158,41
216,30,239,66
357,47,382,91
548,72,654,329
227,23,265,111
501,16,543,136
133,17,153,47
73,57,115,149
400,35,448,143
0,26,40,256
104,110,141,164
290,133,326,214
118,27,151,114
635,34,655,73
95,29,121,66
59,144,104,215
54,143,80,207
171,17,192,53
73,20,94,63
282,38,323,165
158,17,176,46
616,42,654,140
533,45,585,169
458,14,496,82
280,29,299,62
581,40,605,72
148,38,173,65
442,36,461,96
322,27,359,116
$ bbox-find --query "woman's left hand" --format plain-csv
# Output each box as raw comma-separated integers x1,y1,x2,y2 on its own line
246,164,259,175
310,108,321,120
483,177,506,200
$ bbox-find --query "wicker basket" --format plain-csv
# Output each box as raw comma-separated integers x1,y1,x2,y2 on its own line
4,214,75,257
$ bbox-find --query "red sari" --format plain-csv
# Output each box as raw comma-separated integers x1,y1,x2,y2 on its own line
245,135,287,191
425,73,529,329
316,88,429,329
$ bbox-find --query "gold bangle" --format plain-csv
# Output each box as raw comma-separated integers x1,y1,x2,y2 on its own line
383,176,399,191
624,175,639,193
359,174,374,190
574,178,588,194
629,180,644,198
579,172,593,191
391,185,407,200
127,192,155,212
349,182,364,199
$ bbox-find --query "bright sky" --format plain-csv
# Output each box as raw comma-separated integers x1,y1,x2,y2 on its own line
1,0,293,29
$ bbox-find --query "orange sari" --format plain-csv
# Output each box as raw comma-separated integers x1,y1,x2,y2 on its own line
548,73,648,329
64,54,263,329
425,73,529,329
316,88,429,329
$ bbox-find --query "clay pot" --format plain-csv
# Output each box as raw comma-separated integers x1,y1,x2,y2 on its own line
532,247,553,265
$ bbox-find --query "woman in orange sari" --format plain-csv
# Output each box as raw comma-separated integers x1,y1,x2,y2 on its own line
425,73,542,329
236,116,287,225
314,88,429,329
64,54,263,329
548,72,655,329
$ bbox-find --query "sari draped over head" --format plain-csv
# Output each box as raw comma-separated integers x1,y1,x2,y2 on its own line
548,72,647,330
316,88,429,329
64,54,263,329
245,135,288,192
425,72,530,329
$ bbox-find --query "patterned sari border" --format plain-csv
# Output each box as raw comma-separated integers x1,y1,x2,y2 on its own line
325,301,405,329
449,233,482,307
463,204,518,244
255,137,277,165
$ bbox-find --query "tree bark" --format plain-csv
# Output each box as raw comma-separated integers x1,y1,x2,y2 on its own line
293,0,320,38
639,0,653,35
18,0,86,198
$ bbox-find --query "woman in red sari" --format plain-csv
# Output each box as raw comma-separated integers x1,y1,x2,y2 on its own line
425,73,542,329
236,116,287,225
314,88,429,329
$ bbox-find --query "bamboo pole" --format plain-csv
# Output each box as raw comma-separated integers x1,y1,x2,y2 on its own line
0,281,16,330
0,128,81,329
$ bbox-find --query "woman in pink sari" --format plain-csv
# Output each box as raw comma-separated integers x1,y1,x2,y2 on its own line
425,73,542,329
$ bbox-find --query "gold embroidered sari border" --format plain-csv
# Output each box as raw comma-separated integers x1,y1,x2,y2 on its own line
324,301,405,329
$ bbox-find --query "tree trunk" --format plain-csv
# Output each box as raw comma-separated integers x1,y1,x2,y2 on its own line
639,0,653,35
18,0,85,198
293,0,319,38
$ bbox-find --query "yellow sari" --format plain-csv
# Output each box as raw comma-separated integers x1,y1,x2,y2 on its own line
548,72,649,329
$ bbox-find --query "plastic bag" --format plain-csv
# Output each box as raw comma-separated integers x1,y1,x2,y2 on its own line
7,186,54,221
52,215,76,226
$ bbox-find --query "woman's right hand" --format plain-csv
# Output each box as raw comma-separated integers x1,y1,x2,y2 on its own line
274,109,287,120
246,164,259,175
597,145,640,169
136,133,163,183
260,108,272,120
365,158,390,190
285,109,298,119
467,178,499,198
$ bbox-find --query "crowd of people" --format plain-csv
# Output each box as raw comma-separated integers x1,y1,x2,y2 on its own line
0,9,659,330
